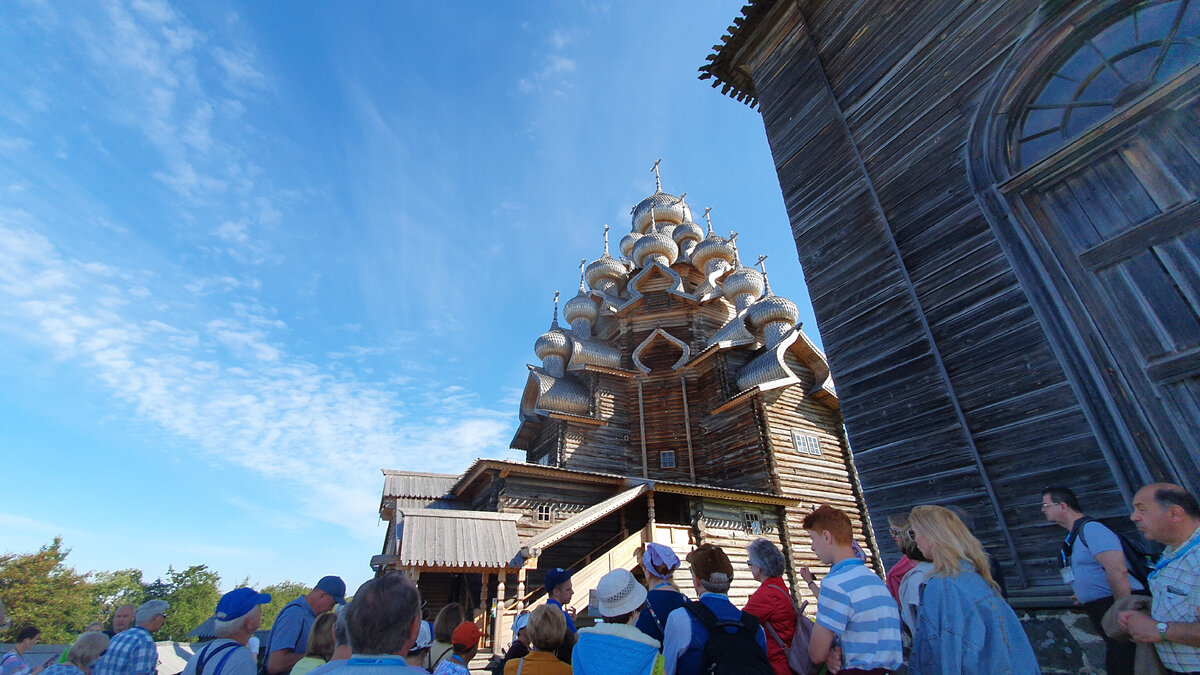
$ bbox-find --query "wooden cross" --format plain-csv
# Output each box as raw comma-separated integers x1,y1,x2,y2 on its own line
651,158,663,191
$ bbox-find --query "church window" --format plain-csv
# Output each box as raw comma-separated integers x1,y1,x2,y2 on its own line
793,431,822,456
744,513,763,535
1012,0,1200,169
660,450,676,468
535,502,555,522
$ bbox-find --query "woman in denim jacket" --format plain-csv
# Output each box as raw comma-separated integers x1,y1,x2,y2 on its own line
908,506,1040,674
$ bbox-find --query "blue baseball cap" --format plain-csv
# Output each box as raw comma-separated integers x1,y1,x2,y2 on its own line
315,575,347,604
543,568,572,594
215,587,272,621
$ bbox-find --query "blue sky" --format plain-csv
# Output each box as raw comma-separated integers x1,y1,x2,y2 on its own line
0,1,822,595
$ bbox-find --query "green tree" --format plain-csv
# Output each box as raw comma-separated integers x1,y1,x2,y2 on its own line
258,582,309,631
91,569,147,628
143,565,221,642
0,538,97,642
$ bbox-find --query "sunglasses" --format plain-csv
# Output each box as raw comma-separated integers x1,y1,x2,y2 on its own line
907,530,917,540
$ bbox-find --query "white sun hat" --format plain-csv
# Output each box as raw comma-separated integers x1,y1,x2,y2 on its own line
595,568,648,618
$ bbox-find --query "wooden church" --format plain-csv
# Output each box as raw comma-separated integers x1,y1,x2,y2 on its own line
699,0,1200,603
373,170,873,653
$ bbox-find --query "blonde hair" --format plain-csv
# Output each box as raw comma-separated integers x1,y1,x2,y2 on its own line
527,604,566,651
909,505,999,593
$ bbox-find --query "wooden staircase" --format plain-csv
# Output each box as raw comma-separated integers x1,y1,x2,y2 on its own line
489,523,694,658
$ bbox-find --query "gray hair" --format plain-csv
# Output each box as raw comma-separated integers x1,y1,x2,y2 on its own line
333,613,351,649
135,600,170,625
344,573,420,655
699,572,731,595
213,606,258,639
747,538,787,578
67,631,110,669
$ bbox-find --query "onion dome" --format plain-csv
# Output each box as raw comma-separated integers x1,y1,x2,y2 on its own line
586,225,628,294
632,191,689,234
534,293,572,377
690,232,737,273
632,230,679,268
564,260,599,337
746,294,799,333
673,220,704,250
723,265,765,310
620,230,642,258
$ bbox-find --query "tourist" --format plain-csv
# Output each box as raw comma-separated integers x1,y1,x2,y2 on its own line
291,613,337,675
803,504,902,674
1119,483,1200,673
181,587,271,675
661,544,769,675
945,505,1007,599
267,576,345,675
297,615,352,675
634,543,687,644
496,612,531,671
503,605,571,675
427,603,465,671
311,574,427,675
884,515,915,603
743,538,797,675
543,568,577,663
92,600,169,675
1,626,47,675
572,568,663,674
895,531,933,657
1042,485,1143,673
907,505,1038,674
432,622,480,675
402,621,431,671
42,633,109,675
108,606,136,638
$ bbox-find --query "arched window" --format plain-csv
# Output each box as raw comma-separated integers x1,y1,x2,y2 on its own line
1013,0,1200,169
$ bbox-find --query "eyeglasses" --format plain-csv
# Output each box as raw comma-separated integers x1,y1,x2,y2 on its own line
888,528,902,537
907,530,917,540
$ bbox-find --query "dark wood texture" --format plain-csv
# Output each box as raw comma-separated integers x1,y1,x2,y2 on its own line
701,0,1200,592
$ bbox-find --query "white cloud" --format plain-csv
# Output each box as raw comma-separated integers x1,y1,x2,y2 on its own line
0,216,512,543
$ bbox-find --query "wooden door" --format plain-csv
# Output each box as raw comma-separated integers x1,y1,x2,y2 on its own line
1001,71,1200,492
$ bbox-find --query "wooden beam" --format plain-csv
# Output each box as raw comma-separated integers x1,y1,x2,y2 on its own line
681,375,697,484
637,380,649,479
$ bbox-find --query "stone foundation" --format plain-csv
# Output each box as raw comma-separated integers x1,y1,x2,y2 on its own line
1017,607,1107,674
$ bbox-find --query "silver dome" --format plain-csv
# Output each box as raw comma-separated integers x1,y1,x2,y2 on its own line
746,295,799,333
690,233,737,272
534,327,572,362
723,266,765,307
632,231,679,268
631,191,690,234
563,291,599,326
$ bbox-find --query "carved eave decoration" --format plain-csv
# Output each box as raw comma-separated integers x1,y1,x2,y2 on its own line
632,328,692,374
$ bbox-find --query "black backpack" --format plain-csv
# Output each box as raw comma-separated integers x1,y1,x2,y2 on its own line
684,601,774,675
1070,516,1164,588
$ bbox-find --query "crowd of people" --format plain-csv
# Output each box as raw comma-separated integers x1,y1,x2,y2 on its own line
4,481,1197,675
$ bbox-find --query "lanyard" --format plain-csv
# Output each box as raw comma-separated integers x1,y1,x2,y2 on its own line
828,557,865,576
651,582,674,591
1148,533,1200,580
345,657,408,667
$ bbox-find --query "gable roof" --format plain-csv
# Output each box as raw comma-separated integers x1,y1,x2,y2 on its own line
393,508,522,570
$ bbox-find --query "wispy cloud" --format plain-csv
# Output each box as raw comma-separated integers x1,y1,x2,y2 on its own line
516,28,578,96
0,212,511,542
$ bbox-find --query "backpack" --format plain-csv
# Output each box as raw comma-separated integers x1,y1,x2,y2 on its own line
1070,516,1164,589
761,586,819,675
684,601,773,675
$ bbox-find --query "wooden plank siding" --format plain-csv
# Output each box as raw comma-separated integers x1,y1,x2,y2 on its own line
702,0,1148,592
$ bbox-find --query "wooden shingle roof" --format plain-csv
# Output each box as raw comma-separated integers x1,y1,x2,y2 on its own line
697,0,777,107
394,508,522,570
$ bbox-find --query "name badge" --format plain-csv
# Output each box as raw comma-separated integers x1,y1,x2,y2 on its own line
1061,567,1075,584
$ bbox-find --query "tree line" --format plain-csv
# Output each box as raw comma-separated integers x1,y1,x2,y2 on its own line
0,538,309,644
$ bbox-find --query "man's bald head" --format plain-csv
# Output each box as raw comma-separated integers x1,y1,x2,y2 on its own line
112,604,136,633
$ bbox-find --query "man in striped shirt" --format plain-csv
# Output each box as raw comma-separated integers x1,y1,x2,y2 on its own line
804,504,902,675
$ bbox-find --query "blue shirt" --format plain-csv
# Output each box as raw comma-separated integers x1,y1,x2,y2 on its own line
92,626,159,675
546,599,577,634
1065,520,1145,603
268,597,318,663
815,558,903,671
636,584,688,643
661,593,767,675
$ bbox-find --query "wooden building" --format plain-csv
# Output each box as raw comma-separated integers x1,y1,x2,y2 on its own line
700,0,1200,601
374,177,873,653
